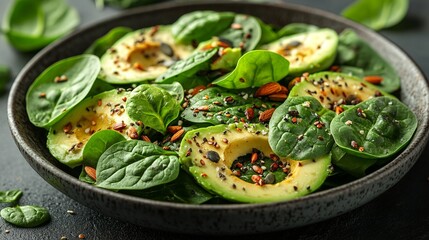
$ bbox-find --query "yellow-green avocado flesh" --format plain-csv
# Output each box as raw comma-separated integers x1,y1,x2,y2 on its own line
179,123,331,203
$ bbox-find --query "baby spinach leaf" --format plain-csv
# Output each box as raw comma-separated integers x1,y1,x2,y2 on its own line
1,205,50,228
257,19,278,45
126,84,180,134
212,50,289,89
85,27,132,57
342,0,408,30
181,87,276,125
0,66,11,93
276,23,319,38
2,0,79,52
331,144,378,178
219,14,261,52
172,11,235,44
0,190,23,204
82,130,126,168
269,96,335,160
153,82,185,103
123,171,212,204
155,48,218,88
79,168,96,185
26,54,100,128
211,47,242,72
2,0,44,37
330,96,417,159
336,29,400,93
96,140,180,190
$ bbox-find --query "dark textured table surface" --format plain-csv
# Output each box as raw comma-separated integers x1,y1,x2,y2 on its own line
1,0,429,239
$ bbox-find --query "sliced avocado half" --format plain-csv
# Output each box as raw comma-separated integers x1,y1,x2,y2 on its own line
262,28,338,75
179,123,331,203
289,71,388,111
47,89,140,168
99,26,194,84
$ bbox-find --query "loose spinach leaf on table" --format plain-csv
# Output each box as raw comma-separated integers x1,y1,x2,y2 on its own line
2,0,79,52
82,130,126,168
269,96,335,160
212,50,289,89
123,170,213,204
155,48,218,88
26,54,100,128
336,29,400,93
342,0,408,30
1,205,50,228
85,27,133,57
126,84,180,134
0,190,23,204
96,140,180,190
219,14,262,52
331,96,417,159
0,66,11,93
181,87,276,125
172,11,235,44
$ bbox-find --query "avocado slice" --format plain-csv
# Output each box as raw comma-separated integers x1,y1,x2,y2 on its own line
261,28,338,75
289,71,387,111
98,26,194,84
47,89,140,168
179,123,331,203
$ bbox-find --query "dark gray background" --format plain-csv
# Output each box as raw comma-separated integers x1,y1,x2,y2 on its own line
1,0,428,239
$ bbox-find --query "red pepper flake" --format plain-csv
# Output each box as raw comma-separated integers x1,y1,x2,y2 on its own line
149,25,160,36
97,99,102,106
201,173,208,178
63,122,73,134
122,97,127,102
358,146,365,152
269,154,280,161
351,140,359,149
251,152,258,164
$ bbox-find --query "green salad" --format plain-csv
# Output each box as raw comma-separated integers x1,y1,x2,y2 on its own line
26,11,417,204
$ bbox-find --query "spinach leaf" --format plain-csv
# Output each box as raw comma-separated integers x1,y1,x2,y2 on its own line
269,96,335,160
126,84,180,134
26,54,100,128
212,50,289,89
276,23,319,38
2,0,79,52
96,140,180,190
0,65,11,93
79,168,96,185
342,0,408,30
153,82,185,103
181,87,276,125
155,48,218,88
123,171,212,204
82,130,126,168
336,29,400,93
211,47,242,72
331,144,378,178
330,96,417,158
85,27,133,57
1,205,50,227
0,190,23,204
257,19,278,45
219,14,261,52
172,11,235,44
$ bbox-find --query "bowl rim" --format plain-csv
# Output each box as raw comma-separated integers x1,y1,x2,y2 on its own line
7,0,429,212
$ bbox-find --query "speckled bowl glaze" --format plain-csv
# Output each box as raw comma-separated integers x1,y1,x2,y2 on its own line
7,1,429,234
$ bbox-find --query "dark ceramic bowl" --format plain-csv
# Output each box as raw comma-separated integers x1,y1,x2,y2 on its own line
7,1,429,234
